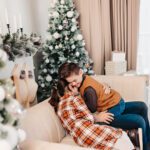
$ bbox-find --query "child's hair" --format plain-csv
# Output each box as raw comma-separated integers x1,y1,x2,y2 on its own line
49,79,68,112
58,62,80,79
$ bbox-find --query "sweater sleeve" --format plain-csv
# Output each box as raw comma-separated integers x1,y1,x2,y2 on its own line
83,86,98,113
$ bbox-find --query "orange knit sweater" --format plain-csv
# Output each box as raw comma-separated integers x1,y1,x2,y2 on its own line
79,75,121,112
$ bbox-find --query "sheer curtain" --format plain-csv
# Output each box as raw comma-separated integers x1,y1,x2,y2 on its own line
137,0,150,74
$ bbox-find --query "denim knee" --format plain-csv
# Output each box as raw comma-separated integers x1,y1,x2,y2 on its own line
140,102,148,116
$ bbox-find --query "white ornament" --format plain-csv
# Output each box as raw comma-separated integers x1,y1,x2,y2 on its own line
60,0,65,4
18,129,26,142
67,11,74,18
65,37,69,40
45,59,49,63
43,69,47,73
0,140,11,150
84,68,88,72
0,86,5,101
53,32,60,39
58,25,63,30
38,76,42,79
59,57,66,61
46,75,52,82
71,45,75,49
55,45,59,49
5,99,23,116
41,83,45,87
49,46,53,50
76,52,80,57
71,26,77,32
82,42,85,46
0,125,18,149
76,34,83,41
53,11,59,18
63,20,68,24
72,18,76,23
59,44,62,48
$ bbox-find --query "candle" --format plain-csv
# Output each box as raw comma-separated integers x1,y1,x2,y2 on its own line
5,8,9,24
19,14,22,28
13,15,17,33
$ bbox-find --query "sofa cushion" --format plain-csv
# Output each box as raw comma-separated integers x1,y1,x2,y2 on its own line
92,75,147,101
20,139,92,150
20,99,66,142
61,134,77,146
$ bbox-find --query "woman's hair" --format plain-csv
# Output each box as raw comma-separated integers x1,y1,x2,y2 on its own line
58,62,80,79
49,79,68,112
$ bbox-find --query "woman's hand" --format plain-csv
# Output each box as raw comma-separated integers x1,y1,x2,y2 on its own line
68,84,79,96
93,111,114,124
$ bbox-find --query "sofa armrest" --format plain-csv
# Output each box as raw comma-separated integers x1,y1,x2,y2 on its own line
92,75,148,102
19,140,93,150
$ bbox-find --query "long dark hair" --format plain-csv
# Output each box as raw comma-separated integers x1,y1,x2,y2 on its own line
49,79,68,112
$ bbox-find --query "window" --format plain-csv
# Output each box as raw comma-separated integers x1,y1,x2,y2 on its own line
137,0,150,74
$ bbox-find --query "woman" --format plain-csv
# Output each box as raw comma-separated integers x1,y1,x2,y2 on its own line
49,79,134,150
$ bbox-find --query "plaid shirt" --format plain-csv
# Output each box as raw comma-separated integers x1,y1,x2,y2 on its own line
57,93,122,150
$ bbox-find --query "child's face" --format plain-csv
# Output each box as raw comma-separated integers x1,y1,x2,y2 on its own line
66,69,83,88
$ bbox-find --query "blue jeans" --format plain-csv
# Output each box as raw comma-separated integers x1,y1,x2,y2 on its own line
98,101,150,150
108,98,125,116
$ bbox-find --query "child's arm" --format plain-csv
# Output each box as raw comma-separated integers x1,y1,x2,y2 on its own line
84,87,97,113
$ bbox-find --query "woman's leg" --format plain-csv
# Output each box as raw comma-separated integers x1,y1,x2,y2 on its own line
109,114,147,150
123,101,150,143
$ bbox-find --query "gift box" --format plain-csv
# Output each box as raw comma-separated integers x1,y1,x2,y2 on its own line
112,51,126,62
105,61,127,75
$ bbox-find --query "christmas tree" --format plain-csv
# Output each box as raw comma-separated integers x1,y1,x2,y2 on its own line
37,0,94,101
0,49,26,150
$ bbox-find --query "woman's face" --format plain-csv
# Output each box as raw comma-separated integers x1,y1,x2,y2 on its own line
67,83,78,96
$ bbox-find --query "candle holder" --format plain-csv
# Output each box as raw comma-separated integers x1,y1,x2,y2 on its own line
6,24,10,34
20,27,23,36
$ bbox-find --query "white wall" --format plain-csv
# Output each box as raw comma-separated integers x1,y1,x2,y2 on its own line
0,0,51,39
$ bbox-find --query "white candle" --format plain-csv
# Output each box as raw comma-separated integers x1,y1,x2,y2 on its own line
13,15,17,33
5,8,9,24
19,14,22,28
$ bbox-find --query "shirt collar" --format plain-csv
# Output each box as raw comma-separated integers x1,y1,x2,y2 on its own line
79,74,86,89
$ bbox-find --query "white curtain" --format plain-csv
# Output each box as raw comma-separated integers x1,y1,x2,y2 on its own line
137,0,150,74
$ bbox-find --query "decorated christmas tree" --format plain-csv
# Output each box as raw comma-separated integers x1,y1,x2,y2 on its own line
0,49,26,150
38,0,94,101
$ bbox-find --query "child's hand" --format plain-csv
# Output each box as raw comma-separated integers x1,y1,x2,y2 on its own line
94,111,114,124
68,84,79,96
102,83,111,94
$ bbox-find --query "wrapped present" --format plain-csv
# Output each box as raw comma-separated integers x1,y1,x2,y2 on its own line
112,51,126,62
105,61,127,75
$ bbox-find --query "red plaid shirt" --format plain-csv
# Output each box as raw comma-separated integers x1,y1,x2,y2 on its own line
57,93,122,150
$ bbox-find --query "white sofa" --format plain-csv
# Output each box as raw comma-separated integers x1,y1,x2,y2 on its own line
19,75,147,150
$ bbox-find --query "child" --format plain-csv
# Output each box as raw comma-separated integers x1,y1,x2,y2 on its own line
58,62,150,150
49,79,134,150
